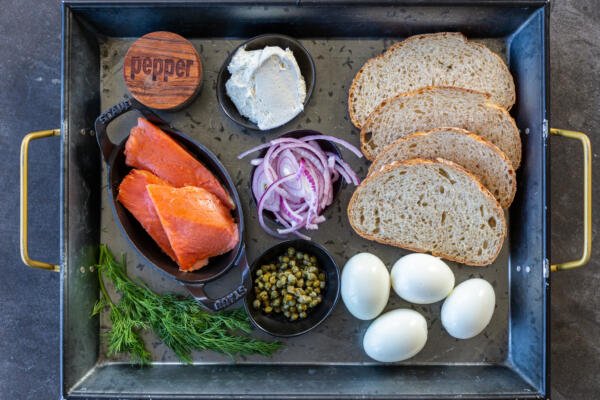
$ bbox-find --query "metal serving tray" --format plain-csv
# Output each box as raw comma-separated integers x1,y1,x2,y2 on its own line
45,1,562,398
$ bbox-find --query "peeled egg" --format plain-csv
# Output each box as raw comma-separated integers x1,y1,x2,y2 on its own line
391,253,455,304
441,278,495,339
341,253,390,320
363,309,428,362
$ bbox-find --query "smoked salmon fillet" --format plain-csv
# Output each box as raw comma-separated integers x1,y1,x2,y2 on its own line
124,118,235,209
146,184,239,272
117,169,177,261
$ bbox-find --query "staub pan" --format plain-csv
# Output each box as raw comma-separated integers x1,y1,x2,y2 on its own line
18,1,593,399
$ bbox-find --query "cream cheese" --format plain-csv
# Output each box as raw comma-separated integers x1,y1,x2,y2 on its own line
225,46,307,130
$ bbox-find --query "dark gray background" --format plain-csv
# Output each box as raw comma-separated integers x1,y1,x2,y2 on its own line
1,0,598,399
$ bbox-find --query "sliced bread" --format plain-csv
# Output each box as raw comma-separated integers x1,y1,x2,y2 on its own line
348,158,506,266
368,128,516,208
348,32,515,128
359,86,521,168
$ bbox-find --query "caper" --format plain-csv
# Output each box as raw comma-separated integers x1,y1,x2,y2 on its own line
252,247,326,321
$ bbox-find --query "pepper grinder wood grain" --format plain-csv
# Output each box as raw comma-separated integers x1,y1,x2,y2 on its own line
123,31,203,110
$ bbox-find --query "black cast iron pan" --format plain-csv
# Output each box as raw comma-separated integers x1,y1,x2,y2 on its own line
94,97,249,311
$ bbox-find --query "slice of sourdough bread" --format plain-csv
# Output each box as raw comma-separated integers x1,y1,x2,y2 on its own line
348,158,506,266
348,32,515,128
368,128,516,208
359,86,521,168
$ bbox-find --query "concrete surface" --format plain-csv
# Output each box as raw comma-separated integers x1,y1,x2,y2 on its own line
0,0,598,399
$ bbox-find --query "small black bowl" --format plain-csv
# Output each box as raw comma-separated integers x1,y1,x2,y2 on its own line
243,240,340,337
249,129,343,230
216,34,316,131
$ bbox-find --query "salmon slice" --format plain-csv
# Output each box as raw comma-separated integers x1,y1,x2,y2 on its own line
146,184,239,272
124,117,235,209
117,170,177,261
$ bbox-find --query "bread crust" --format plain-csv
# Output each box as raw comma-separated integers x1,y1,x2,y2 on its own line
348,32,516,129
366,127,517,208
357,86,521,168
359,86,488,160
347,158,507,266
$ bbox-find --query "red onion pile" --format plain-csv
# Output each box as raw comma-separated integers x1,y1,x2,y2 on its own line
238,135,362,239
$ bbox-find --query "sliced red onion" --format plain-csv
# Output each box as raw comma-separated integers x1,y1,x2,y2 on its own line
257,167,304,238
300,135,363,158
252,164,279,212
330,153,360,185
240,134,361,239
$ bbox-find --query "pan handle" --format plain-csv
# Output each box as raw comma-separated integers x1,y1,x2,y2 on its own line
94,97,134,162
550,128,592,272
20,129,61,272
184,247,251,311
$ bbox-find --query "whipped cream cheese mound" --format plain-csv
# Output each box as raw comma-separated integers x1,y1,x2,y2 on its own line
225,46,307,130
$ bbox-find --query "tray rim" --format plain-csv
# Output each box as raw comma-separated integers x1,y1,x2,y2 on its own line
59,1,551,398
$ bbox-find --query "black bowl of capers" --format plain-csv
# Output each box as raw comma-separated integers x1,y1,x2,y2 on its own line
243,239,340,337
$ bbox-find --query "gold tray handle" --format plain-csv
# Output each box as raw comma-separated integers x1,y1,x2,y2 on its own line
20,129,61,272
550,128,592,272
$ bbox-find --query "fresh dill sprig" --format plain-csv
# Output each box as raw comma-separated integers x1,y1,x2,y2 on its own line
91,244,281,365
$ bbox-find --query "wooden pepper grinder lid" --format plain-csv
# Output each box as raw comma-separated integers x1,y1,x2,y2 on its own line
123,31,203,110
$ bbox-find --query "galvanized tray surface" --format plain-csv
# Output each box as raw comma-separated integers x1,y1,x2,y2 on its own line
98,37,510,365
61,2,549,398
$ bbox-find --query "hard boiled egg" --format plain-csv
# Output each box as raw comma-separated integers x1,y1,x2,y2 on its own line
441,278,495,339
341,253,390,320
363,309,428,362
391,253,455,304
